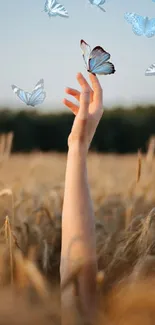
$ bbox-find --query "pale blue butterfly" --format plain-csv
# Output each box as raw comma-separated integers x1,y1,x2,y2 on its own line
80,40,115,75
44,0,69,18
11,79,46,107
124,13,155,38
145,63,155,76
88,0,106,12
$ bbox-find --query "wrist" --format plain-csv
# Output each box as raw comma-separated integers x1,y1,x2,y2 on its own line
68,142,88,158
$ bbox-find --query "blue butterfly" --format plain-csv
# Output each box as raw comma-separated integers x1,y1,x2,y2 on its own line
124,13,155,38
80,40,115,75
44,0,69,18
11,79,46,107
88,0,106,12
145,63,155,76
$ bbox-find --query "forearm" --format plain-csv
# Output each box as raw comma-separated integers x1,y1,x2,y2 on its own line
60,72,102,323
60,144,97,276
60,144,97,322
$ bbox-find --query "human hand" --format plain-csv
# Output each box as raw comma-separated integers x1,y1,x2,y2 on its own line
63,73,103,154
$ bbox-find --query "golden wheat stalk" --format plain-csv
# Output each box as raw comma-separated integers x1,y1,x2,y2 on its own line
0,134,6,157
125,205,134,229
125,149,142,229
13,249,28,288
0,132,14,162
5,132,14,158
128,149,142,200
49,189,63,218
136,149,142,184
146,135,155,165
13,250,49,300
4,216,13,285
138,208,155,254
0,188,15,226
27,245,38,262
24,260,49,299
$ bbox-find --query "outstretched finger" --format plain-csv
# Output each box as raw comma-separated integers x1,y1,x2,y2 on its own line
63,98,79,115
77,73,92,93
89,73,103,105
76,73,90,119
65,88,80,101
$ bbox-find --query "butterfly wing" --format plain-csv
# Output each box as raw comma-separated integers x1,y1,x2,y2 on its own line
145,63,155,76
89,0,105,5
88,0,106,11
99,0,106,4
124,12,136,24
44,0,56,17
44,0,51,12
29,92,46,106
11,85,31,105
145,18,155,37
80,40,91,69
49,0,69,17
124,13,146,36
90,62,115,75
89,46,110,72
29,79,46,107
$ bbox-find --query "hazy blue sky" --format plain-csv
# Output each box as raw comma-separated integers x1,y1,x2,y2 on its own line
1,0,155,111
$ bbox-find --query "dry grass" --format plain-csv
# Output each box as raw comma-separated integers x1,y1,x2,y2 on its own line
0,152,154,323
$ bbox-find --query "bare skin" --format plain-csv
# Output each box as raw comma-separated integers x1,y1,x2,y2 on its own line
60,72,103,324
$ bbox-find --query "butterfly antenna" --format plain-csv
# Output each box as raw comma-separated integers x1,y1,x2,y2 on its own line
98,5,106,12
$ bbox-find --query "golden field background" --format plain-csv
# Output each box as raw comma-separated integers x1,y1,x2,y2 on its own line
0,152,154,225
0,152,154,324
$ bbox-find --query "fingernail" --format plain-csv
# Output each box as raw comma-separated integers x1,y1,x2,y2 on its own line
77,72,82,78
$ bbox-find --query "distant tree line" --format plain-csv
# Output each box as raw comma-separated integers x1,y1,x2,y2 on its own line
0,105,155,153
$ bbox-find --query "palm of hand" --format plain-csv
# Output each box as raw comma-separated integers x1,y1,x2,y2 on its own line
63,73,103,151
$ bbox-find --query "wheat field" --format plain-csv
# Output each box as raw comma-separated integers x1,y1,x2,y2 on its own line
0,148,155,324
0,151,154,226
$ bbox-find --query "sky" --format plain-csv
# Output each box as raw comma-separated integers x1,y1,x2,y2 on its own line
1,0,155,111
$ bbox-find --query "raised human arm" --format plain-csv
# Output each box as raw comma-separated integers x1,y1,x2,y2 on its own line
60,72,103,323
